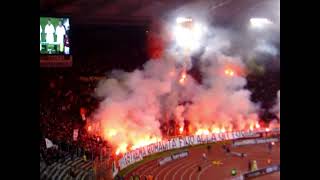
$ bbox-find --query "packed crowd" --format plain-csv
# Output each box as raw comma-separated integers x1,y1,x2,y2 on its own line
40,68,110,166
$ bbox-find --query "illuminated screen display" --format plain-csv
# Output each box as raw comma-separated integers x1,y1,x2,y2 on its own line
40,17,71,55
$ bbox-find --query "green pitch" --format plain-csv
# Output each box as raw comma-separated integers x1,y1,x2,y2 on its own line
40,17,64,54
40,17,62,43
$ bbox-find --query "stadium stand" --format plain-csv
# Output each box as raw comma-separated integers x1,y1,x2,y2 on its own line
40,157,93,180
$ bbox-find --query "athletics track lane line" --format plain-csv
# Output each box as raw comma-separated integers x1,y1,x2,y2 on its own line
154,158,188,180
188,161,212,180
197,163,212,180
127,158,162,177
135,159,158,175
152,146,204,178
180,160,208,180
182,154,230,180
163,158,199,180
139,161,159,176
171,159,202,180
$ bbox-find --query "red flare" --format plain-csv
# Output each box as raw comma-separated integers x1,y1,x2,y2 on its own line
179,127,184,134
179,72,187,84
224,68,235,77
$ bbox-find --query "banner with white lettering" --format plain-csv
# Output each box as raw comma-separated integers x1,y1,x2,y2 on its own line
117,129,279,171
233,137,279,147
158,150,189,166
243,164,280,178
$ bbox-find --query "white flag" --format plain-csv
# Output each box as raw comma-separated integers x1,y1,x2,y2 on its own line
112,161,118,178
81,114,86,121
73,129,79,141
45,138,54,149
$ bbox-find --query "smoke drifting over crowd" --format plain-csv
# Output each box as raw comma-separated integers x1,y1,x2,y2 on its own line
271,90,280,119
93,46,261,152
90,1,280,153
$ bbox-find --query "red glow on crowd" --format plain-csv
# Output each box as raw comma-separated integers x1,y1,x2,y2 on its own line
179,127,184,134
88,120,279,157
179,72,187,84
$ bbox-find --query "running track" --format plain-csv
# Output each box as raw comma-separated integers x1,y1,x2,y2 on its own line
125,142,280,180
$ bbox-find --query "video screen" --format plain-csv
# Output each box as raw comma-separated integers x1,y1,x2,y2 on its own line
40,17,71,55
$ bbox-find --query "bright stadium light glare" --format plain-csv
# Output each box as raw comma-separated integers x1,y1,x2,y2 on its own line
250,18,273,29
173,17,206,52
176,17,192,23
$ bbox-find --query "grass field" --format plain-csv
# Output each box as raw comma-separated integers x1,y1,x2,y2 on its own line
40,17,62,42
40,17,69,54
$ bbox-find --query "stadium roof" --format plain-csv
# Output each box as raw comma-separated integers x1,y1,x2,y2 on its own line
40,0,279,27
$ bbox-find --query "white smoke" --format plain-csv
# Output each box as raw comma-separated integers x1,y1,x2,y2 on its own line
269,90,280,129
93,47,261,148
91,1,279,149
93,60,179,146
271,90,280,120
255,40,278,56
204,27,232,54
185,53,259,130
